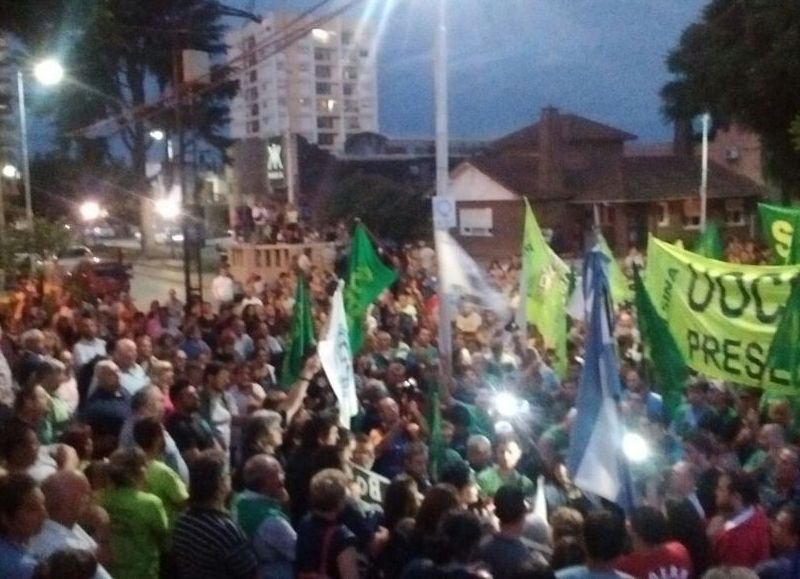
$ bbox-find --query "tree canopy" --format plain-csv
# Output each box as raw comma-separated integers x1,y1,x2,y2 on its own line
662,0,800,198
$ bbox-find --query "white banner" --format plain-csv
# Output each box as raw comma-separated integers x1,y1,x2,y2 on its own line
319,280,358,428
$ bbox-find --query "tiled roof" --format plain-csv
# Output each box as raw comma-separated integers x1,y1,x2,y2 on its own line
493,114,637,151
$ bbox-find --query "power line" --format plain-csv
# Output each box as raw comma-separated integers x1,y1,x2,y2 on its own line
67,0,363,139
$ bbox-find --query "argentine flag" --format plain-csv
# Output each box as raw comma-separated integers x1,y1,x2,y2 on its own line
567,248,635,511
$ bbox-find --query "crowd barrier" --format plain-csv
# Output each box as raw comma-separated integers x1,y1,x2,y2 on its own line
228,241,337,282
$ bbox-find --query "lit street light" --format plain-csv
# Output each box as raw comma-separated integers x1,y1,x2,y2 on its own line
18,57,65,228
80,201,102,223
1,164,18,179
33,59,65,87
149,129,165,141
155,197,180,220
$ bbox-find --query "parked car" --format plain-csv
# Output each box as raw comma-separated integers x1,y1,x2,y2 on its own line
70,260,131,298
56,246,97,271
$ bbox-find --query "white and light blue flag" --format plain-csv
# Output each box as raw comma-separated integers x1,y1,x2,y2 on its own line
566,248,635,511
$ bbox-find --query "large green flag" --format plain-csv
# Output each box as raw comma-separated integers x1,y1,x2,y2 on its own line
598,232,633,305
344,224,398,353
763,278,800,389
692,222,724,260
645,235,800,392
428,383,446,480
633,267,687,421
786,212,800,266
759,203,800,263
520,199,569,376
281,276,316,388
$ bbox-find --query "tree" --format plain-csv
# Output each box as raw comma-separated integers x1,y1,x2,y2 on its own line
322,173,430,243
662,0,800,200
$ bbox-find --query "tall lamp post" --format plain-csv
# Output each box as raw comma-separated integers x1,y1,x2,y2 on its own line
18,58,65,228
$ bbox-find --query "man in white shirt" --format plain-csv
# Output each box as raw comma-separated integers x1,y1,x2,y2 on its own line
113,338,148,396
211,266,236,306
29,470,112,579
232,319,255,361
72,316,107,371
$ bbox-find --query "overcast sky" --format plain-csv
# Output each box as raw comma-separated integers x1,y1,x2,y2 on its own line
242,0,707,143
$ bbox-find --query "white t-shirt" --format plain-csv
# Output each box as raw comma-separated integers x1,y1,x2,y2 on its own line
72,338,107,369
29,519,113,579
211,275,235,304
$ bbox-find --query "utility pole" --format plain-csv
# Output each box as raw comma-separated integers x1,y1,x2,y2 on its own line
699,112,710,231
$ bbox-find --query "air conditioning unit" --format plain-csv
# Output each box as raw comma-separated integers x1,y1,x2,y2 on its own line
725,147,740,162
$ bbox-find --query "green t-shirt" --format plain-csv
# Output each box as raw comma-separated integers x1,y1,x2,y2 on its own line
101,486,169,579
476,466,535,498
145,459,189,530
44,393,72,444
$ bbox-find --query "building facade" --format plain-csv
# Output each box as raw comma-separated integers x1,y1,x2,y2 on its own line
0,32,19,171
226,12,379,154
449,108,767,261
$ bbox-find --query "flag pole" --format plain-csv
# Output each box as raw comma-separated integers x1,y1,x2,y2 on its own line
700,112,710,231
434,0,453,382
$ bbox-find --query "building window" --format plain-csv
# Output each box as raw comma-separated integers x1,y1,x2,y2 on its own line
250,103,259,117
343,83,355,96
248,69,258,83
682,199,701,230
656,202,670,227
316,82,332,95
459,208,493,237
247,120,260,134
346,117,361,131
278,97,287,107
314,48,332,61
360,49,369,58
245,87,259,102
299,97,311,108
243,36,256,50
318,134,335,146
315,65,331,78
343,66,358,81
299,63,310,72
342,31,353,45
725,199,746,226
344,99,359,113
317,98,337,113
317,116,335,129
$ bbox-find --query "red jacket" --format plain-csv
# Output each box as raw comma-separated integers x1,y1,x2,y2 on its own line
615,541,693,579
712,507,770,568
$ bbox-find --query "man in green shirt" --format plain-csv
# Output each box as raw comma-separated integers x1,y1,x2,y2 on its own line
133,417,189,530
477,434,535,499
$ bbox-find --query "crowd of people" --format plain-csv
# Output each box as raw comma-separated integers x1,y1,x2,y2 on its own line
0,234,798,579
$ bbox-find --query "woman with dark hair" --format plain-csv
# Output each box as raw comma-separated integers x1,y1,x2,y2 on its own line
665,498,712,578
0,473,47,578
376,475,421,579
399,483,461,569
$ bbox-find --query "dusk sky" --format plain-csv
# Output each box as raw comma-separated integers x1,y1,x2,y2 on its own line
243,0,708,143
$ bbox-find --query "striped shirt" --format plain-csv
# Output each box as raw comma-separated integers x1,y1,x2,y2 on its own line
172,508,258,579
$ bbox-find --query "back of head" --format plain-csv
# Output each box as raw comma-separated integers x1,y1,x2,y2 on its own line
550,507,584,543
308,468,349,514
37,548,98,579
494,485,528,526
242,454,281,493
509,561,557,579
188,450,228,506
415,484,460,536
0,473,38,529
550,536,586,571
133,416,164,451
630,506,669,547
435,509,483,565
583,509,626,562
702,567,759,579
108,448,147,487
726,469,759,507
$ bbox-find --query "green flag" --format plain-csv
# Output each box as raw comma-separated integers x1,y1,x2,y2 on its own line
598,232,633,305
786,212,800,266
633,267,687,421
344,224,398,353
428,384,446,480
763,278,800,389
692,222,724,260
281,276,316,388
520,199,569,376
758,202,800,263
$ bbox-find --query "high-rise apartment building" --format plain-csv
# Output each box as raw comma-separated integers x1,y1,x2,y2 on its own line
0,33,19,169
226,12,378,154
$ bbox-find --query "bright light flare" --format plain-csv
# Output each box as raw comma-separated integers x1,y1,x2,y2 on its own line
622,431,651,463
2,164,18,179
149,129,165,141
33,59,65,86
155,197,180,220
495,392,520,418
79,201,101,222
311,28,333,42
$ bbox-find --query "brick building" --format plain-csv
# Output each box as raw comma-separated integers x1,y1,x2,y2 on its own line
450,107,767,261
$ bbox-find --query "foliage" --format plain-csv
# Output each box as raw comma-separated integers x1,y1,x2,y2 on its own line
322,173,431,243
661,0,800,199
0,218,72,275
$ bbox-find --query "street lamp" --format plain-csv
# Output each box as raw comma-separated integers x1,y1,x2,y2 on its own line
149,129,165,141
18,57,65,229
33,59,65,87
79,201,102,223
1,164,18,179
155,197,180,220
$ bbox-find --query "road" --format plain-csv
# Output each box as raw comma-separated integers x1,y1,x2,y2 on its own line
130,261,212,306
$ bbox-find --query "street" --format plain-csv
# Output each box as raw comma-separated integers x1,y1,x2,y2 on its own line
129,260,211,306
